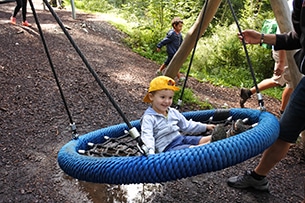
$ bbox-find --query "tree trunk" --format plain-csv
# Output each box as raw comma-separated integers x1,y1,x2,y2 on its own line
164,0,221,79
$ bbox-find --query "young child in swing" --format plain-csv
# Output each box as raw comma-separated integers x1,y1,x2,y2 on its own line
156,17,184,81
140,76,215,154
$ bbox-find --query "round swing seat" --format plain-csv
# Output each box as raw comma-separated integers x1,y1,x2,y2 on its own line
57,108,279,184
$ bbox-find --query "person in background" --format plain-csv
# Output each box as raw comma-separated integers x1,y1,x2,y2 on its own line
140,76,215,154
10,0,31,27
239,48,293,115
239,20,293,115
156,17,184,81
227,2,305,201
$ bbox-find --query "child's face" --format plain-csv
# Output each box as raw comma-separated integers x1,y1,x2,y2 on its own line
149,89,174,115
174,23,183,33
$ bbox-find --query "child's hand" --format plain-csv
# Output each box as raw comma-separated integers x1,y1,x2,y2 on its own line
156,48,161,52
206,124,216,131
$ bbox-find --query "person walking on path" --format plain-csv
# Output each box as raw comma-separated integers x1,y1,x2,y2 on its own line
227,1,305,200
156,17,184,81
10,0,31,27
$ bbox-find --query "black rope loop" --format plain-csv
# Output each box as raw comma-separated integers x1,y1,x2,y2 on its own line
28,0,148,154
28,0,79,139
226,0,265,110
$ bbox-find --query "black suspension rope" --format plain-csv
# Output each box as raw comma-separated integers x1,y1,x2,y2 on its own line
28,0,148,154
40,0,133,129
176,0,209,110
28,0,78,138
226,0,265,110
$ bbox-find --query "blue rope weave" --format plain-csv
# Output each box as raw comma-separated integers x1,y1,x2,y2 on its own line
57,108,279,184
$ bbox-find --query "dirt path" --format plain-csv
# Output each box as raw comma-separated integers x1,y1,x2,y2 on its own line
0,1,304,202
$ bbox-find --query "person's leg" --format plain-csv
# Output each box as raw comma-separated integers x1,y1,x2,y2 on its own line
229,77,305,191
254,139,291,176
198,135,211,145
157,54,173,75
12,0,22,18
280,87,293,113
21,0,31,26
240,78,278,108
156,64,166,75
249,78,278,94
11,0,22,24
176,72,180,79
21,0,27,22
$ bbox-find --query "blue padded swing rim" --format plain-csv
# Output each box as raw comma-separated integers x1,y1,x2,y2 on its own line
57,108,279,184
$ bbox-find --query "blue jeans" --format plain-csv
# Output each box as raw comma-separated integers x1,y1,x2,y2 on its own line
164,135,201,151
279,77,305,143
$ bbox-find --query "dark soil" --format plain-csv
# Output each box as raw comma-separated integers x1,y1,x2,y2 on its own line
0,1,304,202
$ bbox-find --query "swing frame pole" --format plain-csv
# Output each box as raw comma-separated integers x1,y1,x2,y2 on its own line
176,0,209,110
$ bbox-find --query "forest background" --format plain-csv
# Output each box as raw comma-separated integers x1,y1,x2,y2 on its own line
65,0,282,100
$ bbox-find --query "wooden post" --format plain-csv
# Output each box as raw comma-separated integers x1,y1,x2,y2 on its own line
70,0,76,19
164,0,222,79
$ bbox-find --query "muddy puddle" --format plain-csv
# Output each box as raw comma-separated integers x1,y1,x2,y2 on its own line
80,181,162,202
61,172,163,202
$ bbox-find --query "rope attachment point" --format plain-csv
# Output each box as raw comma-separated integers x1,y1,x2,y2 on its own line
70,122,79,139
128,127,149,156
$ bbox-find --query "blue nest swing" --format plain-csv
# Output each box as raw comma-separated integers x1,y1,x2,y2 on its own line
31,0,279,185
57,108,279,184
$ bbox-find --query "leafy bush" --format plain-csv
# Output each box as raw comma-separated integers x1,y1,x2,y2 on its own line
72,0,282,101
191,24,274,88
173,88,213,109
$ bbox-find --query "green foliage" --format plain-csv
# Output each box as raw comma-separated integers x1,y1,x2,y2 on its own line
192,24,274,88
72,0,282,104
73,0,114,13
173,88,213,110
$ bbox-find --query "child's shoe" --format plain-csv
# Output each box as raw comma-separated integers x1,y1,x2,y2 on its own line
10,16,16,25
22,21,32,27
155,70,163,76
239,88,251,108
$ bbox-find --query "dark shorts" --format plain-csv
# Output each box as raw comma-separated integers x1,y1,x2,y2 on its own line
279,77,305,143
164,135,201,152
164,54,174,65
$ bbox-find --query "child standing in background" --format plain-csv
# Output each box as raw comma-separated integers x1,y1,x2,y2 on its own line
156,17,184,81
10,0,31,27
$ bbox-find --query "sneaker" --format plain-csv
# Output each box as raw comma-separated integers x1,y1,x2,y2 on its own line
240,88,251,108
22,21,32,27
210,124,227,142
156,70,163,76
178,76,185,82
10,16,16,25
227,171,269,191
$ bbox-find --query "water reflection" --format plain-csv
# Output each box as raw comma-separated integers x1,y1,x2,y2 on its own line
80,181,163,203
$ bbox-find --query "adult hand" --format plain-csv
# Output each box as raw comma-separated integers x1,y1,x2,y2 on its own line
238,29,261,45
